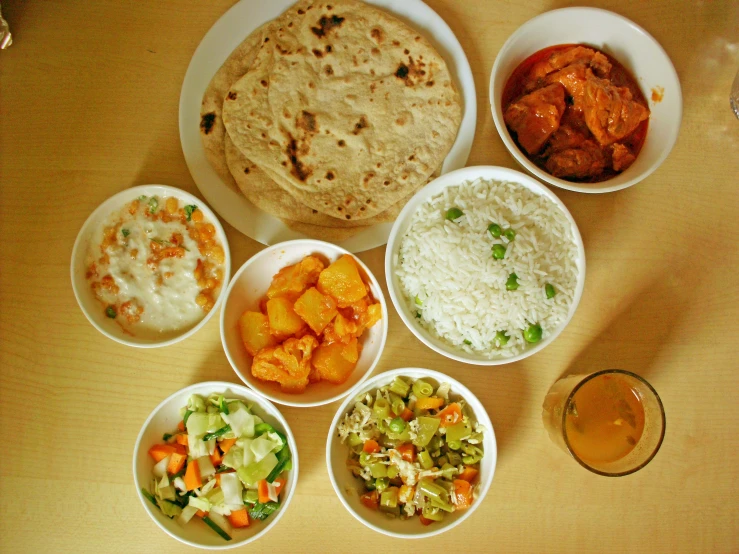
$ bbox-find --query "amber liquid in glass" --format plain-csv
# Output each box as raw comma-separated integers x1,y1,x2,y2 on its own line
565,374,646,464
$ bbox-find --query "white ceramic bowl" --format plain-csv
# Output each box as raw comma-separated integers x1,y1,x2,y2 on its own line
385,165,586,365
133,381,298,550
326,368,497,538
71,184,231,348
490,7,682,193
220,239,389,407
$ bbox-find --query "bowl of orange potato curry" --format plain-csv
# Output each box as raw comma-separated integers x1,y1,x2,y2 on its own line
490,7,682,193
220,240,388,408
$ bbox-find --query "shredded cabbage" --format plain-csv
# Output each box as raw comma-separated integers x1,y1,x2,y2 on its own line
221,447,244,470
153,456,170,478
177,505,199,526
188,495,210,512
157,484,175,501
188,437,210,459
173,477,186,492
186,412,209,437
219,473,243,507
250,432,283,462
187,394,206,412
222,407,255,438
196,456,216,479
237,452,278,486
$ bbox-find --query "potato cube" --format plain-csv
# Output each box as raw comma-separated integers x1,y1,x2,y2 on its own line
267,255,325,300
238,311,277,357
293,287,338,334
266,297,306,338
360,303,382,330
312,340,358,384
340,337,361,364
317,255,367,307
322,313,359,345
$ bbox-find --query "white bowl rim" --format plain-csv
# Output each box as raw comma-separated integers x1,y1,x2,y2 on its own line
132,380,299,550
70,184,232,348
220,239,389,407
489,6,683,194
325,367,497,539
385,165,586,365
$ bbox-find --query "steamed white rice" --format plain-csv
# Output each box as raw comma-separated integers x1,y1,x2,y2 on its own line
394,177,579,358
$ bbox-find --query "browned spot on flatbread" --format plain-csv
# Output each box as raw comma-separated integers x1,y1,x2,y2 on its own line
337,140,345,147
371,28,383,43
260,79,268,87
298,111,318,133
395,57,426,87
311,14,345,38
227,91,237,100
325,65,334,76
313,49,324,58
297,8,305,14
243,167,250,174
352,116,368,135
326,171,335,180
326,45,333,53
286,137,313,182
200,112,216,135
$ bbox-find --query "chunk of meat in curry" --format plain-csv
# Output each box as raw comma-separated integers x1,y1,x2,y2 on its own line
504,83,567,155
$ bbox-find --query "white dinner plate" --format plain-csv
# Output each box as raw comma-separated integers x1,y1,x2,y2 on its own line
179,0,476,253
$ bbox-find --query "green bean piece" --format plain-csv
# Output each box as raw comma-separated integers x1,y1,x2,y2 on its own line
375,477,390,493
463,339,472,345
445,420,472,443
373,397,390,420
414,295,423,306
440,463,456,480
388,377,410,398
348,433,363,447
506,272,519,290
487,222,502,238
524,323,543,343
427,436,442,452
494,331,510,347
369,463,387,479
412,416,441,447
421,506,445,521
412,380,434,398
389,417,406,434
491,243,506,260
359,452,372,467
445,207,464,222
446,451,462,466
435,455,448,467
545,283,556,299
388,394,405,419
429,496,455,513
462,455,482,465
365,479,376,491
387,464,399,479
203,425,231,441
417,450,434,470
105,305,117,318
446,439,462,451
503,228,516,241
418,478,446,500
380,487,399,508
387,427,411,442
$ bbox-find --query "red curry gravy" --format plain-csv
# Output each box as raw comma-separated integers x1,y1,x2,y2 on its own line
502,44,649,183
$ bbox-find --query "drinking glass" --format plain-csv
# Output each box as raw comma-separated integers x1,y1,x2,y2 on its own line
542,369,666,476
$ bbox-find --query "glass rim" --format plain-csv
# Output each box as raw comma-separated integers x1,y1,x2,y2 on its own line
560,369,666,477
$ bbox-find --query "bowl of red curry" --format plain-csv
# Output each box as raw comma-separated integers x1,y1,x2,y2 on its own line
490,7,682,193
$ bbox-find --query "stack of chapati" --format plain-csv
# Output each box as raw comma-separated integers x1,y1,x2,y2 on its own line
200,0,462,241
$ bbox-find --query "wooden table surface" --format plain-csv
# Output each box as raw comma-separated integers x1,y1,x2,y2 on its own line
1,0,738,552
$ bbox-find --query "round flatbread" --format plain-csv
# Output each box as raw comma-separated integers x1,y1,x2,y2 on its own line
222,0,462,220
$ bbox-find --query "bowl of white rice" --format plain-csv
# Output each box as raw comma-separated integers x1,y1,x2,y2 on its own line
385,166,585,365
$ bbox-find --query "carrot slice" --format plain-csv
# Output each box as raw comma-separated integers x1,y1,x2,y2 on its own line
175,433,188,446
219,438,237,454
360,491,379,510
274,477,287,497
228,508,250,528
363,439,381,454
210,447,223,467
453,479,473,509
148,444,177,462
415,396,445,410
258,479,271,503
177,420,185,432
184,459,202,491
396,443,416,463
195,509,207,518
399,408,414,422
167,451,187,475
419,515,434,526
458,466,479,483
437,403,463,427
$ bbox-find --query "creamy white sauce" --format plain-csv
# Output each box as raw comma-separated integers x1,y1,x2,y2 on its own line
86,200,221,338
